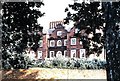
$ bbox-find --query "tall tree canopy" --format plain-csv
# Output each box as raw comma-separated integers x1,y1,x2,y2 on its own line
2,2,44,69
64,1,120,81
65,2,105,57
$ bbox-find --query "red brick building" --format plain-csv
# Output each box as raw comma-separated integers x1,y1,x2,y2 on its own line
27,21,105,61
67,27,84,58
47,22,67,59
47,21,84,60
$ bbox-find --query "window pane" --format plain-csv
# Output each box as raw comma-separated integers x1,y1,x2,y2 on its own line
50,40,55,47
71,50,76,58
80,49,86,58
71,38,76,45
64,39,67,46
50,51,54,58
57,31,62,36
38,40,43,47
75,28,78,33
64,50,67,57
51,52,53,57
56,51,62,58
57,40,62,46
38,51,42,59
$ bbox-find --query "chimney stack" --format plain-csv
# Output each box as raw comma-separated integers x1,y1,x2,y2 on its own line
49,20,63,29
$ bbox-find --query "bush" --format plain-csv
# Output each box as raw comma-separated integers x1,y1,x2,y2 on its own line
22,57,107,70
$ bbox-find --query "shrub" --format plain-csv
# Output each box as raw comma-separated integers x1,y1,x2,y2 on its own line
23,57,107,70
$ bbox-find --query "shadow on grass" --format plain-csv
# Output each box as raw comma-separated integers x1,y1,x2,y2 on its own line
2,69,62,81
2,69,39,79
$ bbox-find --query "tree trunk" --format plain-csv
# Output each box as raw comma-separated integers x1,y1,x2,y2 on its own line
105,2,120,81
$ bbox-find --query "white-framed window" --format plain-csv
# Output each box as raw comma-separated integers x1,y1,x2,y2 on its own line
71,38,76,45
37,51,42,59
71,49,76,58
29,50,36,60
57,31,62,36
64,50,67,57
75,28,79,33
56,51,62,58
64,39,67,46
30,51,34,54
80,49,86,58
38,40,43,47
50,40,55,47
80,41,82,45
50,51,54,58
57,40,62,46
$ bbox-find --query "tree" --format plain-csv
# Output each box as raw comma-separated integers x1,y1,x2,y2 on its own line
0,5,2,69
103,2,120,81
2,2,44,69
64,1,120,81
64,2,105,57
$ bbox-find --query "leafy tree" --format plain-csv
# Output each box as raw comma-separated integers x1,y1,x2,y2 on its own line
65,1,120,81
64,2,104,57
2,2,44,69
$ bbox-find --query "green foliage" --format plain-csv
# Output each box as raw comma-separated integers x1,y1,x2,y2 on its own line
29,58,106,70
64,2,105,56
65,1,120,80
2,2,44,69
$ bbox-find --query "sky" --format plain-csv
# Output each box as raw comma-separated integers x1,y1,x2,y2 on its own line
38,0,75,33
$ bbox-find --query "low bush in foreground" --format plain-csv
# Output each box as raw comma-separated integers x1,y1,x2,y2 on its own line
2,52,106,70
28,58,106,70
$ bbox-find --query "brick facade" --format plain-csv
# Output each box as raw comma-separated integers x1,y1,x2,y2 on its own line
27,21,106,61
47,24,67,59
47,21,84,59
67,27,83,58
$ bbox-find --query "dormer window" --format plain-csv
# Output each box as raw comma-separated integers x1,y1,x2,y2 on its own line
57,31,62,36
57,40,62,46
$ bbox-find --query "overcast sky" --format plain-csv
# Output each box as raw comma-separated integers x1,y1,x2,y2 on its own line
38,0,74,33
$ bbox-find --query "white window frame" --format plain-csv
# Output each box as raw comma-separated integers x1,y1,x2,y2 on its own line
30,51,34,55
29,51,36,60
57,40,62,46
57,31,62,36
38,40,43,47
80,41,82,45
80,49,86,58
64,50,67,57
64,39,67,46
56,51,62,58
37,51,42,59
50,51,54,58
75,28,78,33
71,49,76,58
71,38,76,45
50,40,55,47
